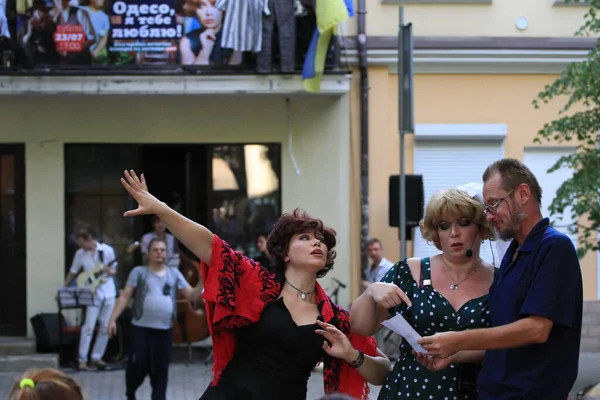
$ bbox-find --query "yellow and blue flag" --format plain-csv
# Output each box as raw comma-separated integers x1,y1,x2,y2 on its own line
302,0,355,93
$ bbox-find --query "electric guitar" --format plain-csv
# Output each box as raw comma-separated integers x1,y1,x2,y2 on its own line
76,242,140,293
76,259,117,293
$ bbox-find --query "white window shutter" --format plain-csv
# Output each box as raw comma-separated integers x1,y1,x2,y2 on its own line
413,141,504,266
523,148,578,247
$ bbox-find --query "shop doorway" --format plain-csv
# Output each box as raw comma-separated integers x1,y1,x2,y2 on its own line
0,144,26,336
64,143,281,287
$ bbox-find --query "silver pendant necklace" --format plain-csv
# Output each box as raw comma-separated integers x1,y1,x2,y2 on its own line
443,260,480,290
285,280,316,300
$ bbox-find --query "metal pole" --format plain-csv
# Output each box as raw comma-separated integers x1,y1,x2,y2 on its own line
357,0,370,282
398,7,407,259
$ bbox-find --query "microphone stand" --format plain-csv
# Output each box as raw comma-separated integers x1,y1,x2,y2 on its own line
329,280,345,305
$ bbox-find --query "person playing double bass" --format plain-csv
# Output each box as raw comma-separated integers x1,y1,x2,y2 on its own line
107,238,202,400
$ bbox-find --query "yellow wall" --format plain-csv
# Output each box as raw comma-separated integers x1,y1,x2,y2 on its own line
0,94,353,337
360,67,598,299
344,0,590,37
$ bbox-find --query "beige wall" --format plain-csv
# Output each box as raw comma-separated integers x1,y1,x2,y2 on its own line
0,94,352,337
348,0,590,37
360,67,598,299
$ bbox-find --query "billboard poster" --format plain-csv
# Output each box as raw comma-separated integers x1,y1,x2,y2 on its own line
6,0,336,70
11,0,238,66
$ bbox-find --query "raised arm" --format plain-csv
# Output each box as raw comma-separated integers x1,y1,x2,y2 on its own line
121,170,214,265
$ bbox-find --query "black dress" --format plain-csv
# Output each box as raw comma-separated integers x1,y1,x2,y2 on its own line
199,297,326,400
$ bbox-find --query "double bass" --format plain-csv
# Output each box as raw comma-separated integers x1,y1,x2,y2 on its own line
172,249,210,346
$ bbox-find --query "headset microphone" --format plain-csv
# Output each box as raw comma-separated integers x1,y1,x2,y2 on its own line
465,236,478,258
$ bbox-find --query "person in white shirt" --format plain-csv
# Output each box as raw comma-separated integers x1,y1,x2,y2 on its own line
360,238,397,358
362,238,394,289
64,227,117,371
140,215,178,268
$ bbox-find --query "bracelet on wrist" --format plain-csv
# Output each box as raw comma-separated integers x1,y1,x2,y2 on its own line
349,350,365,369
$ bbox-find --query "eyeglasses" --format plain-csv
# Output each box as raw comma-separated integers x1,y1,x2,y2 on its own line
484,189,514,216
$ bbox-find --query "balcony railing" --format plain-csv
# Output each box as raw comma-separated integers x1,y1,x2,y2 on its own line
0,0,347,75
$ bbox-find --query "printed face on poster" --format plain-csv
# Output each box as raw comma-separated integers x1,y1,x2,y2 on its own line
177,0,226,66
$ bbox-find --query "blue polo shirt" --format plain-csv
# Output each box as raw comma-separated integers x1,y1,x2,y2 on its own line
477,218,582,399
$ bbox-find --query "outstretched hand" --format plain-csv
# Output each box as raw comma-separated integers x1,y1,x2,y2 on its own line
121,170,164,217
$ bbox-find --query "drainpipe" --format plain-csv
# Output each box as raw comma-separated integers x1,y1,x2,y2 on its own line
357,0,369,276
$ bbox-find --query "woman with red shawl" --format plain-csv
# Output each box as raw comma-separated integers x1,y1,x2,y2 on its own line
120,170,391,400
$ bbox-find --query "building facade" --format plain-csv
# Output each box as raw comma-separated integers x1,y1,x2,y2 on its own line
0,0,356,337
342,0,600,300
0,80,355,337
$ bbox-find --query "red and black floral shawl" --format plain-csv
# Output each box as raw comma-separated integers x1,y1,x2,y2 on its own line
200,235,378,400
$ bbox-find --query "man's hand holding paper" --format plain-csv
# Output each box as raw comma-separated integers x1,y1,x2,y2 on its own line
418,331,463,359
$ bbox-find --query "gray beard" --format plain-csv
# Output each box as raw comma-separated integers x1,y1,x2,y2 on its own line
499,228,515,241
498,207,527,241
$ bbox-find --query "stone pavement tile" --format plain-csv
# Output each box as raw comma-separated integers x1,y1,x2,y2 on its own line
572,353,600,397
0,362,380,400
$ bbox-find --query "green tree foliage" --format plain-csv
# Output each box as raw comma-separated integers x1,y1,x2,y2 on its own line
532,0,600,258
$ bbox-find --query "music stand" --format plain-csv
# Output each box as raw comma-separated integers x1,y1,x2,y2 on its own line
56,287,96,368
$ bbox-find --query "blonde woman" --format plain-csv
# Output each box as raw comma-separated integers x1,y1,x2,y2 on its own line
350,188,498,399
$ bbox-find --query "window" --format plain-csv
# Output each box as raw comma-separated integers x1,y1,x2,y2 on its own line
65,143,282,288
523,148,578,247
64,144,139,287
210,144,281,259
552,0,590,6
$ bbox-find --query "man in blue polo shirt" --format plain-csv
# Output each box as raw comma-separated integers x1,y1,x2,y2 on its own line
417,158,582,399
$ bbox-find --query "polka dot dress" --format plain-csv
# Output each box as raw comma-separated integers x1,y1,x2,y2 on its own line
377,258,493,400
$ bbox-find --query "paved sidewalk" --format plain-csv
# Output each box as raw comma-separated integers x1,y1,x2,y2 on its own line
0,361,379,400
1,353,599,399
0,362,349,400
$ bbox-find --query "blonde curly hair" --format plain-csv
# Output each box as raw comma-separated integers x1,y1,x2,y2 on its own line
419,188,495,251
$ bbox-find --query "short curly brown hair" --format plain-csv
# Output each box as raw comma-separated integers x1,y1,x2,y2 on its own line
266,208,337,278
419,188,495,251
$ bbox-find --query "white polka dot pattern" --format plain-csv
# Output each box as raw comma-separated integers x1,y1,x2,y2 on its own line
376,258,493,400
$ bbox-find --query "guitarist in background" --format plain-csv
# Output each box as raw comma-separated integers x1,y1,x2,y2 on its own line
63,227,117,371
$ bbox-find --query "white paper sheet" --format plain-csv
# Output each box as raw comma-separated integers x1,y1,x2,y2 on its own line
381,313,428,354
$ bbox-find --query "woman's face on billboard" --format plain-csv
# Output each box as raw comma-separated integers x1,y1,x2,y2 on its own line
196,0,222,30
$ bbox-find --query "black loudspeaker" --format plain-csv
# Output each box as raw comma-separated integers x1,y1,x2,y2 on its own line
388,175,425,240
30,313,66,353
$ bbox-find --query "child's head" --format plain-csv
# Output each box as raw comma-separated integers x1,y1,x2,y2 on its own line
9,368,83,400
